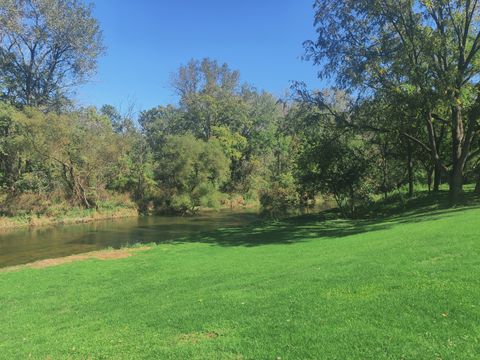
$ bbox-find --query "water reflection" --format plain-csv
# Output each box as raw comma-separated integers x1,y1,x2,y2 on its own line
0,211,259,267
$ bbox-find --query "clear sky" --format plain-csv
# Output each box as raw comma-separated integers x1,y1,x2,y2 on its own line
77,0,323,112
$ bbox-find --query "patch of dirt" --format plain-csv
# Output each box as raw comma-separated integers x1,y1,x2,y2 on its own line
1,247,151,273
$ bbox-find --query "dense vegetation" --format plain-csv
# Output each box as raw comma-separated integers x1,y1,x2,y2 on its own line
1,193,479,358
1,0,480,221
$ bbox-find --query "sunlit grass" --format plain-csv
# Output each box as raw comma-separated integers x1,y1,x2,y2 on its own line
1,196,479,359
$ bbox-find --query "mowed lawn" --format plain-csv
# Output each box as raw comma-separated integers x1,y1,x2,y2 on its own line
1,205,480,359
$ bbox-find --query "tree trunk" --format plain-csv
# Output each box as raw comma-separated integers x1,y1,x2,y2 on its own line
349,186,356,217
425,112,445,193
62,163,93,209
407,142,414,198
381,143,388,200
449,103,465,204
450,165,464,204
475,173,480,194
433,162,442,192
427,166,433,192
75,180,92,209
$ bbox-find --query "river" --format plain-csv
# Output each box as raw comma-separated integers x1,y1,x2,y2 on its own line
0,210,260,268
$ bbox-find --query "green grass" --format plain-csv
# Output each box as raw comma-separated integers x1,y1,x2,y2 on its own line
1,196,480,359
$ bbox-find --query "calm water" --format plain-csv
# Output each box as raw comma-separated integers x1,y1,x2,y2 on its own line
0,211,260,268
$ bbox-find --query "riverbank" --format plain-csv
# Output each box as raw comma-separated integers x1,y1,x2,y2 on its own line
0,209,261,267
1,197,479,358
1,245,152,273
0,206,139,230
0,194,260,231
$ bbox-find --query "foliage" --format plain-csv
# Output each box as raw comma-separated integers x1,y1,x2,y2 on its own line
0,54,292,217
1,13,480,220
109,131,156,213
153,135,230,214
139,60,287,206
259,173,299,217
0,103,126,211
171,58,240,99
296,127,370,217
18,107,120,208
305,0,480,203
0,0,104,109
139,105,184,149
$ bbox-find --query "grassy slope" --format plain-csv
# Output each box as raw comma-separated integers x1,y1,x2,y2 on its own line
1,201,480,359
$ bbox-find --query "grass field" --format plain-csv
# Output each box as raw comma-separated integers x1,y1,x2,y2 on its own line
1,194,480,359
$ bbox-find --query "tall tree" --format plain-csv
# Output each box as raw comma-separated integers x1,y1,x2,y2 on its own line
0,0,104,108
306,0,480,203
170,58,244,140
18,107,120,208
171,58,240,99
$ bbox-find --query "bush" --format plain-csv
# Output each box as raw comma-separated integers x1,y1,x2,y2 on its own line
199,188,223,210
259,175,299,217
170,193,195,215
153,135,231,214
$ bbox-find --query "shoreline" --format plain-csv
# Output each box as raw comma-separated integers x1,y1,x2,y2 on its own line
0,207,139,231
0,204,259,232
0,246,152,273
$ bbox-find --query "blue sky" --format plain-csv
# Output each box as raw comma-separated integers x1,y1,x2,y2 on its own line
77,0,323,112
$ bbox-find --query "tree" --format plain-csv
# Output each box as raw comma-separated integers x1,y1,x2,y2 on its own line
0,102,36,193
296,128,370,217
162,60,285,196
153,135,230,214
171,58,240,99
17,107,120,208
306,0,480,203
110,131,155,213
351,92,429,197
169,58,246,140
0,0,104,108
100,104,123,133
139,105,184,151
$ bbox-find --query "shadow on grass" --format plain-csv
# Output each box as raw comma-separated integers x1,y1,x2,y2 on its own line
168,190,480,248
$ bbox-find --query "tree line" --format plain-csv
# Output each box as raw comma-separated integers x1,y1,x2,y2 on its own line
304,0,480,205
1,0,479,218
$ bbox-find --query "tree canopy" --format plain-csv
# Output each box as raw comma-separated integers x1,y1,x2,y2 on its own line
305,0,480,203
1,1,480,219
0,0,104,109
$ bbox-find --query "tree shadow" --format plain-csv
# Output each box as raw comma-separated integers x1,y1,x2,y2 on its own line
167,192,480,248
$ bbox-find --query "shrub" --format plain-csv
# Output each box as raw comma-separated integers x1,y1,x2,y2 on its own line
259,174,299,217
153,135,230,214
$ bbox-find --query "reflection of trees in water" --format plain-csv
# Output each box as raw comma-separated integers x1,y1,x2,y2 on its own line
0,211,259,268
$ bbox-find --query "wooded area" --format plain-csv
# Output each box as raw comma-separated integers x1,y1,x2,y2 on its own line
1,0,480,219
